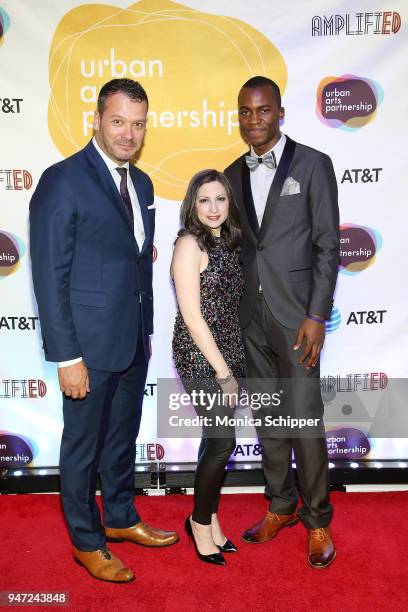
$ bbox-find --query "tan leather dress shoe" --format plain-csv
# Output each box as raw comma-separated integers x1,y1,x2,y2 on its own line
73,546,134,582
308,527,336,568
242,511,299,543
105,522,179,547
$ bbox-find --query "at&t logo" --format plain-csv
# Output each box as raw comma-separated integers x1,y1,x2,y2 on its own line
326,307,341,334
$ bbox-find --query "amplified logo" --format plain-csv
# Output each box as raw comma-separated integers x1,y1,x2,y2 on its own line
0,432,34,467
321,372,388,393
325,307,341,334
346,310,386,325
0,379,47,399
0,169,33,190
135,443,164,461
48,0,287,200
316,75,383,130
0,7,10,47
0,231,25,278
0,316,39,331
312,11,401,36
341,168,382,184
339,224,382,275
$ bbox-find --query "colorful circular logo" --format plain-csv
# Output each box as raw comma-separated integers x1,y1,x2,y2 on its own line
0,7,10,47
340,224,382,275
152,245,158,262
0,432,34,467
0,231,25,278
326,427,370,460
326,307,341,333
316,74,383,130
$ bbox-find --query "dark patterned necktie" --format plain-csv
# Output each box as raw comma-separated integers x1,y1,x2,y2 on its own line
116,167,134,231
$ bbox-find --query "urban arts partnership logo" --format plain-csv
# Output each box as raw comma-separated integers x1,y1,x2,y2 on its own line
0,7,10,47
0,432,35,467
48,0,287,200
0,231,25,278
312,11,401,36
339,224,382,275
326,428,370,459
316,75,383,130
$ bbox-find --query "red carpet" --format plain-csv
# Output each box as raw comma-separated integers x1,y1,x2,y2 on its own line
1,491,407,611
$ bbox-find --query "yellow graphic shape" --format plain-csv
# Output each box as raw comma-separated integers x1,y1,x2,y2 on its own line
0,261,20,277
48,0,286,200
346,256,376,273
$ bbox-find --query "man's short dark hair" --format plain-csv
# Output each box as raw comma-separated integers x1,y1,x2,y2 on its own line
97,78,148,115
240,76,281,108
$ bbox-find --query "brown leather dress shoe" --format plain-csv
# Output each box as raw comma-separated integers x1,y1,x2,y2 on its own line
242,511,299,543
308,527,336,568
73,546,134,583
105,522,179,547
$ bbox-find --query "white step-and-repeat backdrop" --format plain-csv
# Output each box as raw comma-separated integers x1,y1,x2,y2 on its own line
1,0,407,468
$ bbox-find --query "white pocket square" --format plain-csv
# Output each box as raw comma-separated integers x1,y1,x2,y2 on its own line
281,177,300,196
147,203,156,210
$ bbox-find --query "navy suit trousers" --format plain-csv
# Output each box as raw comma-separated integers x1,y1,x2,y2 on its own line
59,330,148,551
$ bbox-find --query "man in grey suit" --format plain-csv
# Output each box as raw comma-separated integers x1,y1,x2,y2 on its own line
224,76,339,568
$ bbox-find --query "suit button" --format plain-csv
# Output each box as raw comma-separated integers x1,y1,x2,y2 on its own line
257,244,264,251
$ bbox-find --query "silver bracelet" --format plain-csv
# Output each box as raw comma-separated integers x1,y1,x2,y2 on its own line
216,371,233,384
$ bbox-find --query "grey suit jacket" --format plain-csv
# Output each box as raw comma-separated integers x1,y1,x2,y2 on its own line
224,136,340,330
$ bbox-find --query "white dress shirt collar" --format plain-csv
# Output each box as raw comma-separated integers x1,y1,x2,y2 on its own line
92,137,129,173
250,132,286,166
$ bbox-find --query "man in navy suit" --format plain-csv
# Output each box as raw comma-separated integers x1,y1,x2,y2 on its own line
30,79,178,583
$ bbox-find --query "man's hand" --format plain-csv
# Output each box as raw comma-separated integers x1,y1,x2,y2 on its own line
293,318,325,369
58,361,90,399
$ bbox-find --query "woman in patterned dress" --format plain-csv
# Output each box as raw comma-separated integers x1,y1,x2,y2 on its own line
171,169,245,566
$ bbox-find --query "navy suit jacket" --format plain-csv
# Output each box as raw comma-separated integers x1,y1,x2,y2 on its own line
30,140,155,372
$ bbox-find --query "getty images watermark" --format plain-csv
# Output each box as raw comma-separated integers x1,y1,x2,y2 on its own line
157,379,325,439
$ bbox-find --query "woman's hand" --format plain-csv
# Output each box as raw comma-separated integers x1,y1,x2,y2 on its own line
217,372,239,409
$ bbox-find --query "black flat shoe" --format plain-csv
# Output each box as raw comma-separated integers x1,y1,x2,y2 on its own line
217,538,238,553
185,517,226,566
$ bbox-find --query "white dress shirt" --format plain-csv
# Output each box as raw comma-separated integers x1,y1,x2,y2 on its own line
250,133,286,227
59,138,146,368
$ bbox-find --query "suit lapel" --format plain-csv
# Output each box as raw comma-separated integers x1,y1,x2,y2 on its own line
240,156,260,239
84,141,136,242
259,136,296,241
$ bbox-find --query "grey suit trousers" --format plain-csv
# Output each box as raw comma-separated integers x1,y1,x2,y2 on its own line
243,293,333,529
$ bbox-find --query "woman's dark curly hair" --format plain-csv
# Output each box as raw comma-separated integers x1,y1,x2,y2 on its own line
177,169,241,251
